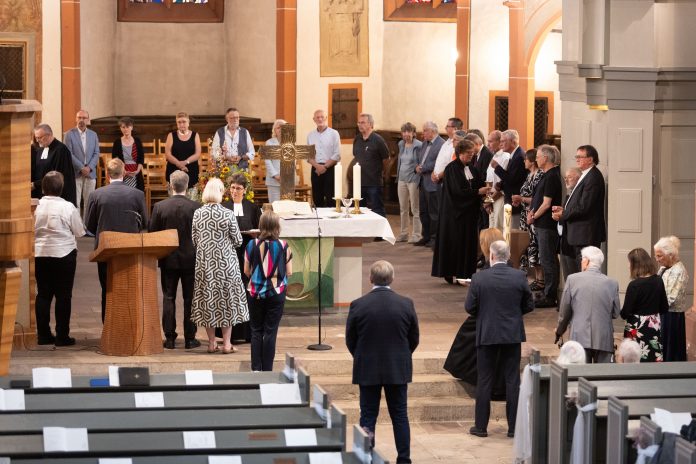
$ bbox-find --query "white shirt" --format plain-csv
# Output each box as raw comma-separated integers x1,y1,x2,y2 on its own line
307,126,341,164
433,139,454,175
264,137,281,187
486,150,510,184
34,196,85,258
212,127,255,160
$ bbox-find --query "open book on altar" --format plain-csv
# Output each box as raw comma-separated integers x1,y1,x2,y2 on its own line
272,200,314,218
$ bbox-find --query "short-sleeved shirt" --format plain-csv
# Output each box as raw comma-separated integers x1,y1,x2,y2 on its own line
352,132,390,187
307,127,341,164
531,165,562,229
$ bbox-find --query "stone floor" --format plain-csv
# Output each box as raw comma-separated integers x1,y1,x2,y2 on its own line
10,216,569,463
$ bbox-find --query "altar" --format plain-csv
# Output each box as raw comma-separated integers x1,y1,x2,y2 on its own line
279,208,395,308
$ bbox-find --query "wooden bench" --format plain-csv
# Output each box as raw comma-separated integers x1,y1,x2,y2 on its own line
636,416,696,464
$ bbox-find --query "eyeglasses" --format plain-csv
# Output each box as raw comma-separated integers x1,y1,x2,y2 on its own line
575,155,588,159
230,186,245,191
445,125,455,128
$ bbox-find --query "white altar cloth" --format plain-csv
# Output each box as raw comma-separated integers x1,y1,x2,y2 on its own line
279,208,395,244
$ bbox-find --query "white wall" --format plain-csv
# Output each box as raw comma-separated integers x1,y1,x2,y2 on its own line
41,0,62,134
81,0,116,119
535,28,562,134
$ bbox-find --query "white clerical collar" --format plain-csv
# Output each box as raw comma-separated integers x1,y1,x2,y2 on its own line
233,202,244,216
40,147,49,159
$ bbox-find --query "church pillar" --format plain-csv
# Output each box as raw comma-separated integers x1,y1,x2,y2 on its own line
505,0,534,149
276,0,297,124
454,0,471,127
61,0,81,130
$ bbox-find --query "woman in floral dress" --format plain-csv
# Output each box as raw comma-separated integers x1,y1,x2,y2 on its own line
620,248,669,362
513,149,544,288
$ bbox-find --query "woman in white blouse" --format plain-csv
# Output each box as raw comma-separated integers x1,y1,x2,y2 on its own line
654,235,690,361
34,171,85,346
264,119,287,203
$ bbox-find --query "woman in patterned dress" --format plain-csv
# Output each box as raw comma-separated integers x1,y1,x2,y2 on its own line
512,149,543,288
191,178,249,354
620,248,669,362
654,235,690,361
111,117,145,191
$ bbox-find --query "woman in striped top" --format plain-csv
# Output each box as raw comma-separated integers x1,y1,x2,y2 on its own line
244,211,293,371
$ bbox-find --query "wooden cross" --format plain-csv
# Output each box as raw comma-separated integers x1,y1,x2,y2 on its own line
259,124,316,200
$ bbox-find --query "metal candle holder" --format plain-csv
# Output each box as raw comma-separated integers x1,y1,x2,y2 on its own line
352,198,363,214
333,197,342,213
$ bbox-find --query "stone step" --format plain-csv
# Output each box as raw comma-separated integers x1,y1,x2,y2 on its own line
295,355,449,376
333,396,508,424
314,374,473,402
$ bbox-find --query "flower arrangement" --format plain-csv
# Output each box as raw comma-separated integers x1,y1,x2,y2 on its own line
194,158,254,203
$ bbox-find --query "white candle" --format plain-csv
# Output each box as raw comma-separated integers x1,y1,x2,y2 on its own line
353,163,361,199
334,162,343,198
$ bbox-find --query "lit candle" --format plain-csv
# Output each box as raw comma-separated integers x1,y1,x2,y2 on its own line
353,163,361,199
334,162,343,198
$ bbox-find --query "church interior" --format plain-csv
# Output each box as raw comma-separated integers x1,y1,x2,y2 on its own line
2,0,696,461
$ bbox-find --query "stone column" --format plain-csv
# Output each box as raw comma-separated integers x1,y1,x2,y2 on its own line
454,0,471,127
61,0,81,130
0,100,42,374
276,0,297,123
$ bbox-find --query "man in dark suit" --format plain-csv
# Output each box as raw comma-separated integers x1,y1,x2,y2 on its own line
85,158,147,321
552,145,606,273
32,124,77,206
148,170,201,350
414,121,445,247
491,129,527,228
466,240,534,438
346,260,419,464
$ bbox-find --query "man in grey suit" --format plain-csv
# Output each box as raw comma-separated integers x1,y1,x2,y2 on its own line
466,240,534,438
64,110,100,217
554,246,619,363
346,260,419,464
85,158,147,322
414,121,445,247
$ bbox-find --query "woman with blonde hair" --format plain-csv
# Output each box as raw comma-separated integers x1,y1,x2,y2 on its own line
264,119,287,203
654,235,689,361
191,178,249,354
244,211,293,371
164,111,202,188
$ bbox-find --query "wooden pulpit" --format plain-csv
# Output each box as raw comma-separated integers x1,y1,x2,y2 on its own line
89,230,178,356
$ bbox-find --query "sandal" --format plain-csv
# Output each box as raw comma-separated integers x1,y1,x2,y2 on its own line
207,344,219,354
529,280,545,291
222,345,237,354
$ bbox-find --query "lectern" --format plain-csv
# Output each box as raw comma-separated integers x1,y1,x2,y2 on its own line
89,230,178,356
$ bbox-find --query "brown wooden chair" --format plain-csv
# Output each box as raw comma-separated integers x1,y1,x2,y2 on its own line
249,156,269,206
144,157,169,213
295,160,312,203
96,142,113,188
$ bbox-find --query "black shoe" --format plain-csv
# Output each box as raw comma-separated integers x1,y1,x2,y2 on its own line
426,240,435,248
444,276,454,285
373,237,384,242
469,426,488,437
507,430,515,438
185,339,201,349
413,238,428,246
535,297,557,308
55,337,75,347
37,334,56,345
163,339,176,349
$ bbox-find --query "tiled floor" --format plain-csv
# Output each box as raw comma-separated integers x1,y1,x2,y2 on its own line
10,216,568,462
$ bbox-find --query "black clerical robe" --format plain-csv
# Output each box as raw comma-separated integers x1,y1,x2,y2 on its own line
431,159,483,279
31,139,77,206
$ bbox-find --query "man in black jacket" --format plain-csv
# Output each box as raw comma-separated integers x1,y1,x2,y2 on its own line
466,241,534,438
346,260,420,464
149,170,201,349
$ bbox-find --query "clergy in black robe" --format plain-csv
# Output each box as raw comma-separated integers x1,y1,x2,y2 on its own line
218,175,262,343
31,125,77,206
432,139,483,281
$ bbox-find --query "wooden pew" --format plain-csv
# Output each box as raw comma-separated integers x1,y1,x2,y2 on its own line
575,379,696,464
608,402,696,464
544,361,696,464
5,425,388,463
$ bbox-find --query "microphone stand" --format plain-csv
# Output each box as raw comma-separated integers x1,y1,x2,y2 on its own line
307,207,332,351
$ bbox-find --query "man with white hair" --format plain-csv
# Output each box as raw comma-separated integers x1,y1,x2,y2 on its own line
307,109,341,207
466,240,534,438
414,121,445,246
554,246,620,363
490,129,527,228
352,113,390,217
617,339,641,363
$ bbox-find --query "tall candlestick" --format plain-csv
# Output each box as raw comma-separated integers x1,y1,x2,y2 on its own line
503,203,512,244
353,163,361,199
334,162,343,199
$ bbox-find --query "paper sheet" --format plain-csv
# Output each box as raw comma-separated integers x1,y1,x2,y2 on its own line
309,452,343,464
284,428,318,447
185,370,214,386
134,392,165,408
99,459,133,464
260,383,302,405
32,368,72,388
108,366,120,387
650,408,693,434
43,427,89,452
208,456,243,464
183,431,217,449
0,389,25,411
